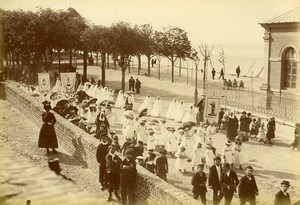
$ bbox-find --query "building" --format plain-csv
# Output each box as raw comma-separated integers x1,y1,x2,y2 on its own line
259,7,300,96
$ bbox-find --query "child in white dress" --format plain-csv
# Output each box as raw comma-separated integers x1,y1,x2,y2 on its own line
232,139,243,169
222,141,233,168
258,123,266,143
190,142,204,171
115,90,125,108
175,146,188,173
203,144,215,169
147,131,156,151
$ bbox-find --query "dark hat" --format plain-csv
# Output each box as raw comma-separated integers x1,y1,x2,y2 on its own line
149,152,156,157
214,156,221,161
161,119,166,122
42,100,51,105
281,180,290,186
137,140,143,144
225,141,232,145
125,148,134,155
159,149,167,154
242,111,246,114
197,163,205,167
182,121,195,130
149,131,155,135
109,131,116,135
148,149,154,153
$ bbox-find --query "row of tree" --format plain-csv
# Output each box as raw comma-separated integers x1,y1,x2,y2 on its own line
0,7,220,91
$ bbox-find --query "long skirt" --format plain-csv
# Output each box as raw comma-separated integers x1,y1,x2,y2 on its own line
38,123,58,148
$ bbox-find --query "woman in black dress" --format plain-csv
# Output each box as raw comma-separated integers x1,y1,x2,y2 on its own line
266,117,276,145
227,111,239,141
38,100,58,154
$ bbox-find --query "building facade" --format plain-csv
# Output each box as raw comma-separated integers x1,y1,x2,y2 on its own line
260,8,300,96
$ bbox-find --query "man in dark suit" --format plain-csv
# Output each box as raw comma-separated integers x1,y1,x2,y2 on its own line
106,144,122,202
209,156,223,205
238,166,259,205
274,180,291,205
128,76,135,92
220,163,239,205
96,135,110,190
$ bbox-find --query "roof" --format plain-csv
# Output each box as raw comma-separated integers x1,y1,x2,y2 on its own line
264,7,300,24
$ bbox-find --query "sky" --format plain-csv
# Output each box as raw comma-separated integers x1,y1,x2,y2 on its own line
1,0,300,47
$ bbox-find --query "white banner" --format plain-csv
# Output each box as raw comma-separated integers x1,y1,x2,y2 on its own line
60,72,76,94
204,97,220,124
38,73,51,93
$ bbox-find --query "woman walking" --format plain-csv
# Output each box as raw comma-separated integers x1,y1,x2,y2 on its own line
38,100,58,154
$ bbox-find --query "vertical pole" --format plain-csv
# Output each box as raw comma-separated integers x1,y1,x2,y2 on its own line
194,65,198,106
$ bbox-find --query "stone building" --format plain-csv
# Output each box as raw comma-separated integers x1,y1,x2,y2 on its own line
260,7,300,96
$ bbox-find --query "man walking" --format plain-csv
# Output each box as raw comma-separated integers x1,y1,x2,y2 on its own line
96,135,110,191
236,66,241,78
212,68,216,80
238,166,259,205
209,156,223,205
106,144,122,201
135,78,141,94
220,163,239,205
128,76,135,92
219,68,224,80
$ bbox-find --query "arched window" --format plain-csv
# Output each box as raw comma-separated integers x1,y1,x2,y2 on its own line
282,47,297,89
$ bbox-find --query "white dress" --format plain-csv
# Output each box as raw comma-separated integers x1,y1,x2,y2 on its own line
222,145,233,164
232,144,243,168
165,99,178,119
138,96,152,113
175,150,188,170
190,147,204,168
87,110,97,124
122,119,135,139
179,136,195,157
102,87,109,101
147,134,155,150
150,97,163,117
87,84,95,97
136,125,147,143
174,101,185,122
107,90,114,101
203,148,215,167
91,85,98,98
182,106,195,122
96,86,103,101
258,127,266,141
115,90,125,108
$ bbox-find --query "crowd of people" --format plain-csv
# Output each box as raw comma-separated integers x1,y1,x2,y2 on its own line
15,76,298,205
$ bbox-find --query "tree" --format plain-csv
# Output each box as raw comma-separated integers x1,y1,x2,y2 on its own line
218,48,226,76
198,43,214,83
155,26,191,82
110,22,139,91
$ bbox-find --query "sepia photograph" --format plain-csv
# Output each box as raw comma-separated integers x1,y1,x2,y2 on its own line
0,0,299,204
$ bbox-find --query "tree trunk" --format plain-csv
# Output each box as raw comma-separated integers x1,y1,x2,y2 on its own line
113,58,117,69
106,53,109,69
83,50,88,82
147,55,151,76
120,55,126,91
69,49,72,66
101,52,106,87
58,50,61,72
96,52,99,66
171,58,174,83
137,55,141,75
179,58,182,76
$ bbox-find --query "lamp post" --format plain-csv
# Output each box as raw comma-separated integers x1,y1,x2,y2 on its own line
194,55,200,106
157,55,162,80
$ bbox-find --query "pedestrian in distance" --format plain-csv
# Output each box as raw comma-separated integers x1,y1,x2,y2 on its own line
236,66,241,78
135,78,141,94
292,123,300,151
106,144,122,202
238,166,258,205
220,162,239,205
191,164,207,204
120,148,137,205
212,68,216,80
209,156,223,205
274,180,291,205
219,68,225,80
38,100,58,154
128,76,135,92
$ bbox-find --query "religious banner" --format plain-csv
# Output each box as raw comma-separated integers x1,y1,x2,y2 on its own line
204,97,220,124
38,73,51,93
60,72,76,95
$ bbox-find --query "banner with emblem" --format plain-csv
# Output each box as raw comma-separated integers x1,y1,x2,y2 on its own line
204,97,220,124
38,73,51,93
60,72,76,96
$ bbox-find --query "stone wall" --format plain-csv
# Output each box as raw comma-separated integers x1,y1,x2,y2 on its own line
4,81,196,205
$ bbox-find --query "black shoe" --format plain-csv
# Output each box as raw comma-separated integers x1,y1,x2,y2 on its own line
107,196,112,202
115,193,121,201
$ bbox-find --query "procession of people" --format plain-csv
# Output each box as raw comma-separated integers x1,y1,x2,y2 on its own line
16,74,297,205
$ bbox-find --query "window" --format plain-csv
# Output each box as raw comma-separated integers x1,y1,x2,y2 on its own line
283,48,297,89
